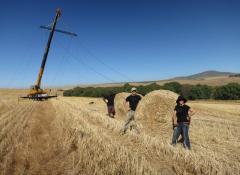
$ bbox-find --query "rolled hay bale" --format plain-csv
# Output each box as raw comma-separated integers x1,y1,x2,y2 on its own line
135,90,178,123
114,92,131,117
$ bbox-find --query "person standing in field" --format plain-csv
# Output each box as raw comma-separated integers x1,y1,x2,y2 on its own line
121,87,142,135
103,93,116,118
172,96,195,150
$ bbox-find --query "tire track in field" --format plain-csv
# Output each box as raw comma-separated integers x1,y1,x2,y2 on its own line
15,101,58,175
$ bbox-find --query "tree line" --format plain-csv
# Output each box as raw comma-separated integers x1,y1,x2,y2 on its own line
63,82,240,100
229,74,240,77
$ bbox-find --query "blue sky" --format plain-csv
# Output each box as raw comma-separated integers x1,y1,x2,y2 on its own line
0,0,239,88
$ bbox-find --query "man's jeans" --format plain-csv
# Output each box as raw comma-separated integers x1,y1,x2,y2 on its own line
172,123,191,149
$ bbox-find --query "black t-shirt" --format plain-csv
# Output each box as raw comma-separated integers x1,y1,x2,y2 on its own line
126,95,141,111
174,104,190,123
104,94,115,106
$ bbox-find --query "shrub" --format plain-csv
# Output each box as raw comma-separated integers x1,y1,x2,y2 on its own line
180,84,194,100
163,82,182,94
213,83,240,100
189,84,212,100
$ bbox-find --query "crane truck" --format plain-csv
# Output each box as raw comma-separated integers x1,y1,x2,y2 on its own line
21,8,77,100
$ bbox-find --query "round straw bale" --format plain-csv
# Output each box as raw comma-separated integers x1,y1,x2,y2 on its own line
135,90,178,123
114,92,131,117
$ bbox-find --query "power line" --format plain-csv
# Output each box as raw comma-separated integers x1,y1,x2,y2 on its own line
50,36,73,85
56,38,117,83
75,40,134,82
61,19,134,82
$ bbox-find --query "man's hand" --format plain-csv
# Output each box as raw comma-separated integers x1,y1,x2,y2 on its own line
172,122,178,130
188,108,196,117
103,98,107,104
173,121,178,127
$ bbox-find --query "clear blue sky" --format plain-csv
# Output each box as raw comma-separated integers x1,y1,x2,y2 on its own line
0,0,239,88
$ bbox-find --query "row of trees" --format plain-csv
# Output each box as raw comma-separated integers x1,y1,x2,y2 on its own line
63,82,240,100
229,74,240,77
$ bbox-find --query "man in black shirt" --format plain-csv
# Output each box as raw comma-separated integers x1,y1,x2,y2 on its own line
121,87,141,135
172,96,195,149
103,94,116,118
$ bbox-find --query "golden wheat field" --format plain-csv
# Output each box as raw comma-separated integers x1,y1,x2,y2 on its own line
0,89,239,175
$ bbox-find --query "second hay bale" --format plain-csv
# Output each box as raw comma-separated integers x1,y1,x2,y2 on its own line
135,90,178,123
114,92,130,117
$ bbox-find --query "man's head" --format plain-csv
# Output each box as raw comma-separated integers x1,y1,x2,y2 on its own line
176,96,187,105
179,100,185,105
131,87,137,95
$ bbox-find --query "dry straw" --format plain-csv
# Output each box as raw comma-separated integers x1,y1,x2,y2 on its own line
135,90,178,123
114,92,131,118
1,91,240,174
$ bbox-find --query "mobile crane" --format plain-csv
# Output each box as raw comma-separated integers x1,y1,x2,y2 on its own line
21,8,77,100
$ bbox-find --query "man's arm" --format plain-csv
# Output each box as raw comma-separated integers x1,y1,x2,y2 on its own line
103,97,108,104
125,97,131,111
139,95,142,100
172,111,177,127
125,101,131,111
188,108,196,117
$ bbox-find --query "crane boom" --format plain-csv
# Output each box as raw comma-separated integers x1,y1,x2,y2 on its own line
35,8,61,89
20,8,77,100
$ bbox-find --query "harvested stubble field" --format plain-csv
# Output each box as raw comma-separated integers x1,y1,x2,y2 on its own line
0,89,239,175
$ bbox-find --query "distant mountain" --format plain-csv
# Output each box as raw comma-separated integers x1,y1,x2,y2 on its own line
173,70,237,80
63,70,240,89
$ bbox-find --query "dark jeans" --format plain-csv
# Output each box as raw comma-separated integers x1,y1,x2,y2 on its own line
172,123,191,149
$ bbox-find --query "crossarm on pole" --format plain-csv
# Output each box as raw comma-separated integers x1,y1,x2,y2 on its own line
40,25,77,37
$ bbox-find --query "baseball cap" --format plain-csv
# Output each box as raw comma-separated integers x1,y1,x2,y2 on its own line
131,87,137,92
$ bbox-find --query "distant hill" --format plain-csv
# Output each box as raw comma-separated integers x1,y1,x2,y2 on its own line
62,70,240,89
173,70,237,80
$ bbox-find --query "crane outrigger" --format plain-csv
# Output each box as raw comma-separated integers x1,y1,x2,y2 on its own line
21,8,77,100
